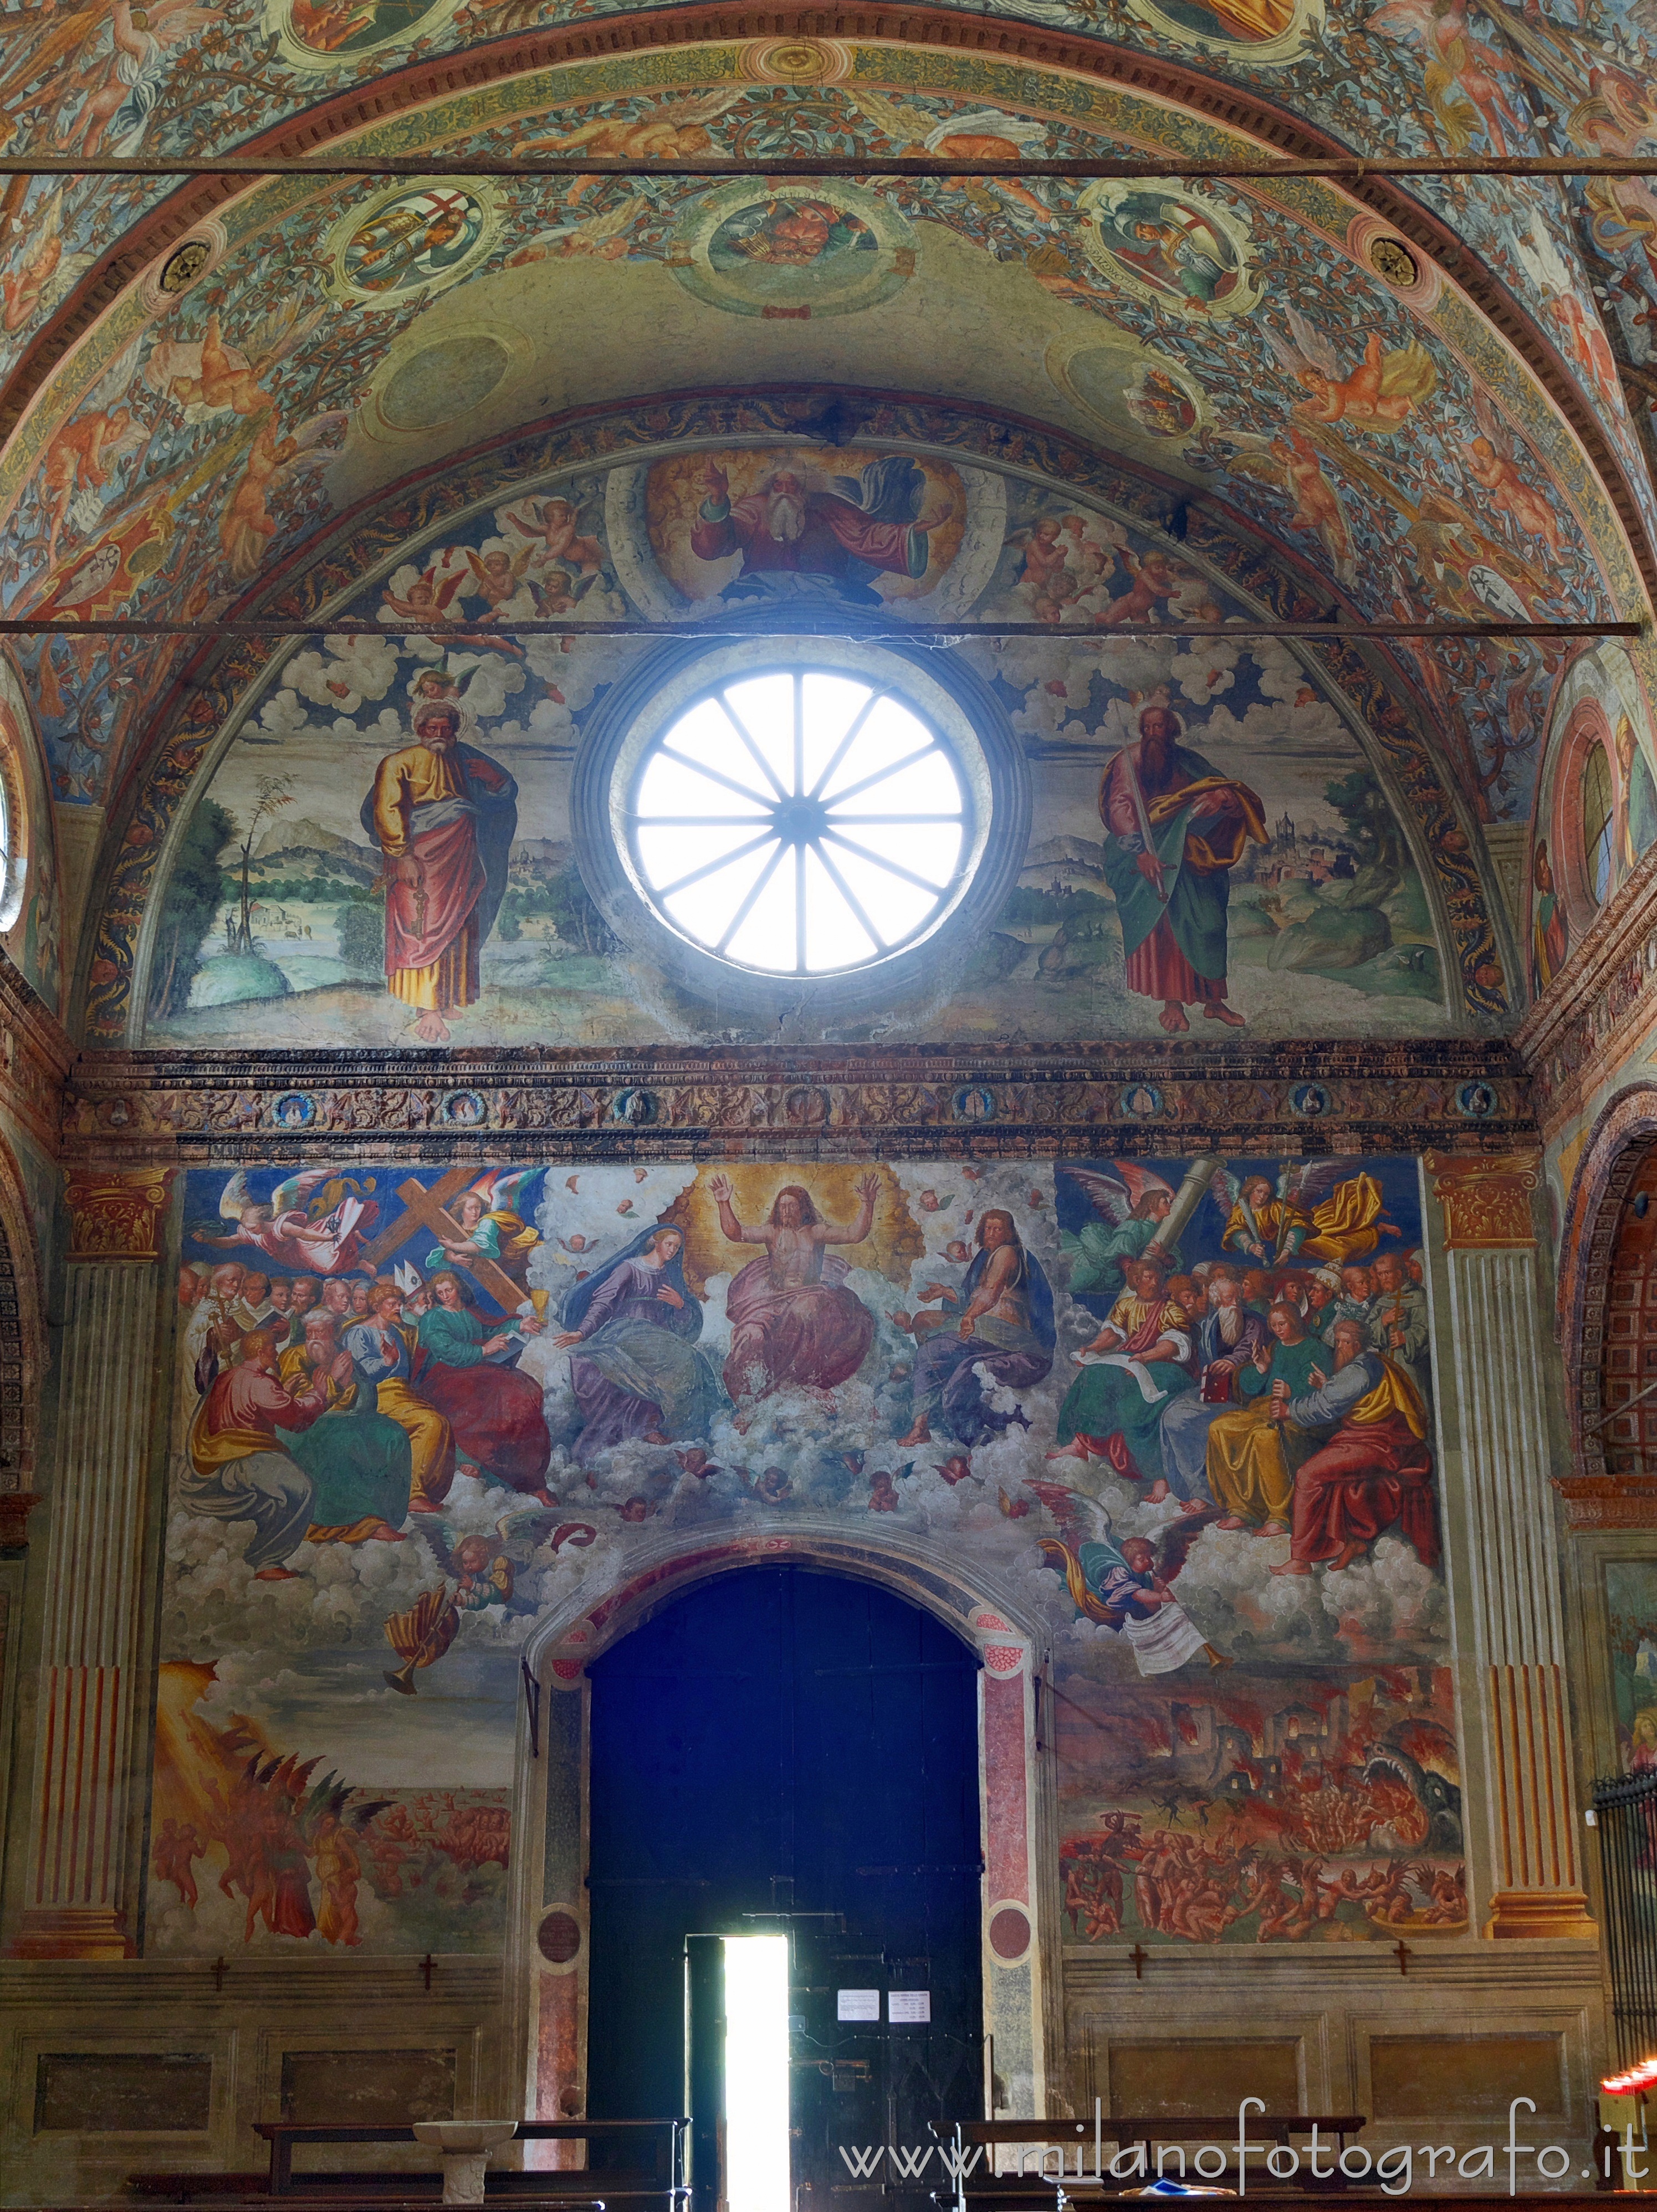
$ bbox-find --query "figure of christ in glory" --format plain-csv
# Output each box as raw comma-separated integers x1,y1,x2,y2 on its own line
709,1174,879,1410
1098,703,1267,1035
362,699,518,1044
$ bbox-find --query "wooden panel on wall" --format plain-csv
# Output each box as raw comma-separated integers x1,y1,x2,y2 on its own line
278,2049,456,2125
1368,2035,1566,2119
33,2052,213,2133
1109,2040,1301,2118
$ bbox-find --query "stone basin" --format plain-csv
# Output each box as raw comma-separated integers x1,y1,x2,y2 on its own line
412,2120,519,2204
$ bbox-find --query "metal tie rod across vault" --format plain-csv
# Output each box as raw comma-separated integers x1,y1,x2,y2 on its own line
2,155,1657,180
0,618,1640,641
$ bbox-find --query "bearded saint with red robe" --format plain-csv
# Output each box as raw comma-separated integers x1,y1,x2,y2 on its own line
362,699,517,1045
1269,1319,1439,1577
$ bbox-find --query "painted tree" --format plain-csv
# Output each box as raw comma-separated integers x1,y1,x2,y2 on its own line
227,776,296,956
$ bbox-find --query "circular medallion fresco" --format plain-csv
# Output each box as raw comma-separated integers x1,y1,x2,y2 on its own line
1080,183,1261,321
1123,0,1321,63
328,183,500,303
1050,339,1208,446
263,0,466,67
378,332,515,431
668,180,915,319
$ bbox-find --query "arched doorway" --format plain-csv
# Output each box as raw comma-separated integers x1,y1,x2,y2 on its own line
585,1566,983,2210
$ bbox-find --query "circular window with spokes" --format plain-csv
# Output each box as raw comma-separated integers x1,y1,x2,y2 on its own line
630,668,969,975
578,634,1026,1020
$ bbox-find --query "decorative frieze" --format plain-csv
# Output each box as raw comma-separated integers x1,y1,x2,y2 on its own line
61,1043,1532,1163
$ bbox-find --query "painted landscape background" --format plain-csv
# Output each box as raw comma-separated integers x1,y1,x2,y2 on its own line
140,451,1451,1051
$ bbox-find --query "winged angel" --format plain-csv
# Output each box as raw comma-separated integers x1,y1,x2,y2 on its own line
1208,1160,1392,1267
0,188,97,339
0,0,222,162
1026,1481,1230,1674
851,91,1054,219
1058,1164,1179,1303
1266,305,1437,432
1218,424,1357,583
383,1509,598,1696
200,1169,380,1274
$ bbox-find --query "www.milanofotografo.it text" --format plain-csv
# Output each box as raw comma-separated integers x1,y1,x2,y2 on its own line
838,2099,1638,2196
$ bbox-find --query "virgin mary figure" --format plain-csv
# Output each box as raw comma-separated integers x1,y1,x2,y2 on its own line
554,1225,720,1465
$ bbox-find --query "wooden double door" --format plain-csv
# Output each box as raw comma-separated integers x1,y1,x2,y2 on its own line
586,1566,984,2212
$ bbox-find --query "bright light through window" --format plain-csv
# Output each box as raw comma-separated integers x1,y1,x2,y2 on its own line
630,670,966,974
723,1934,790,2212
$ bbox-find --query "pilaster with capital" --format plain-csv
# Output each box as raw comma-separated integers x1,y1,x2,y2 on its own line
1426,1150,1595,1940
12,1168,173,1960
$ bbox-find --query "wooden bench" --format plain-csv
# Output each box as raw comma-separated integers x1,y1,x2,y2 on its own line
130,2120,686,2208
924,2114,1369,2204
257,2121,684,2208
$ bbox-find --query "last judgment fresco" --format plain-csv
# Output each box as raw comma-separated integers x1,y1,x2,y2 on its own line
154,1152,1462,1954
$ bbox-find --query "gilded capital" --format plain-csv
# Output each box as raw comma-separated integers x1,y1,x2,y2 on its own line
61,1168,175,1262
1425,1149,1540,1251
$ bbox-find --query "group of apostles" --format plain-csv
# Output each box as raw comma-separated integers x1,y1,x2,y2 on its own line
175,1255,555,1581
1049,1242,1439,1578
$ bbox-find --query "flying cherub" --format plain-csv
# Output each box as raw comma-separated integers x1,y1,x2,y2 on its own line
850,91,1054,219
1220,426,1356,583
516,90,744,194
0,188,96,336
1025,1483,1229,1674
505,193,648,265
1266,305,1436,432
144,300,327,423
37,340,150,565
1465,389,1568,556
464,540,535,609
198,1169,379,1274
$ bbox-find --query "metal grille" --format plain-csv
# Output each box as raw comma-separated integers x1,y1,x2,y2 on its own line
1594,1767,1657,2067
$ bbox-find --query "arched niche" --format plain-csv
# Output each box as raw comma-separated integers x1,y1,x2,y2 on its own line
510,1527,1055,2134
1555,1086,1657,1509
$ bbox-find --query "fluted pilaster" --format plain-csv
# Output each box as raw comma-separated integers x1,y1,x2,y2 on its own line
1430,1152,1594,1939
13,1170,171,1960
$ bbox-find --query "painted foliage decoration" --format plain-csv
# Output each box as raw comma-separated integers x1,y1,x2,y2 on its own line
152,1153,1459,1953
0,48,1635,844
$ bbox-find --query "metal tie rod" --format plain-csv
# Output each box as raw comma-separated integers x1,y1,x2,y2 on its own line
0,618,1639,640
2,155,1657,180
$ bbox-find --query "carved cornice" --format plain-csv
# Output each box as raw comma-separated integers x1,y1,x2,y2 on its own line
1515,839,1657,1137
60,1040,1532,1164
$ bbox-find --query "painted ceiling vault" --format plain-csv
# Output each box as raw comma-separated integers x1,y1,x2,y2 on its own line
0,0,1653,1049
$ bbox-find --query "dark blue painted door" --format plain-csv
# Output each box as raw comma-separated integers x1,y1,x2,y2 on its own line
586,1566,983,2212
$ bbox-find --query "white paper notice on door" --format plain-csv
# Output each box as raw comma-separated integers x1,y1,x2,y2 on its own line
888,1991,930,2024
837,1989,880,2021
